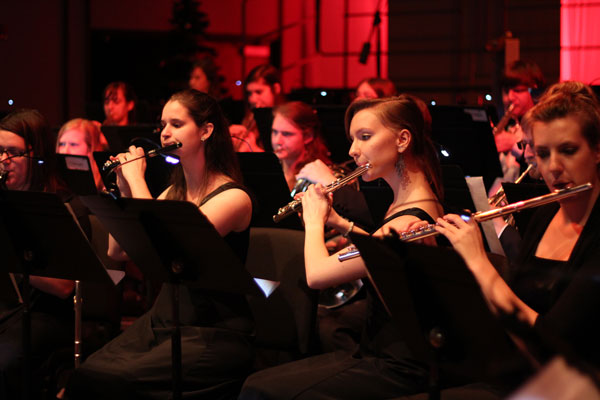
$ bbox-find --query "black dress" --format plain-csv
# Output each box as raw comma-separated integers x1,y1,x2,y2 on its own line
239,208,435,400
67,183,255,400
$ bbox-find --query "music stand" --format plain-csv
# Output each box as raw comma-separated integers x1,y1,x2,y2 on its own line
237,152,303,230
100,124,160,152
0,190,123,399
252,108,274,152
80,194,262,399
57,154,98,196
429,105,503,191
350,233,530,398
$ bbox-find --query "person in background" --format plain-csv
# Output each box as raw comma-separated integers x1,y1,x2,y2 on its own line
102,81,137,126
0,109,75,398
491,60,546,196
188,56,226,99
230,64,284,152
271,101,331,191
56,118,109,191
355,77,398,100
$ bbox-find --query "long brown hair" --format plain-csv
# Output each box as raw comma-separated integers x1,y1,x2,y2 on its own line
165,89,242,201
344,95,443,201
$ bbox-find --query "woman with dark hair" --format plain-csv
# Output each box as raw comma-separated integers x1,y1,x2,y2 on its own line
66,89,255,399
239,95,444,399
0,109,61,191
355,77,398,100
230,64,284,152
103,81,137,126
189,57,225,99
0,109,75,398
271,101,331,190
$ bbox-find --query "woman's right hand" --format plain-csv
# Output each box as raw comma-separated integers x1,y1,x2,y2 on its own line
110,145,146,197
301,184,332,227
435,214,488,270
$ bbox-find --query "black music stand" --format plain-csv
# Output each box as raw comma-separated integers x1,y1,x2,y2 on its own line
0,190,123,400
252,107,274,152
80,194,262,400
237,152,303,230
429,105,503,191
57,154,98,196
350,233,530,399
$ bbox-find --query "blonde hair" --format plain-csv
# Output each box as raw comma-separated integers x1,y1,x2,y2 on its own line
56,118,108,153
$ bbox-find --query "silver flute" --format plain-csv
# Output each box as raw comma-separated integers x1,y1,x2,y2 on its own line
338,182,593,261
102,142,182,172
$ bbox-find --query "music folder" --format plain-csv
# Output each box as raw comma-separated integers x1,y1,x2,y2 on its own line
349,232,530,384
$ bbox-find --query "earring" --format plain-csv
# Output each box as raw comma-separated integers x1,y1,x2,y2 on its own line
201,137,207,142
395,154,405,176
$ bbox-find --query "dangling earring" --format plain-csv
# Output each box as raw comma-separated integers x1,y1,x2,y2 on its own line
395,153,410,190
395,154,405,176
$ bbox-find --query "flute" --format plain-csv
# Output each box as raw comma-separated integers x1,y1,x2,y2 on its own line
273,163,371,223
102,142,182,173
338,182,593,261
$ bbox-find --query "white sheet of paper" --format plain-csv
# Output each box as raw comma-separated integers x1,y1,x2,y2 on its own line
253,278,280,298
465,176,505,256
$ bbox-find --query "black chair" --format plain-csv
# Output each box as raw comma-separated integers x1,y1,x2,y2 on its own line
245,227,319,370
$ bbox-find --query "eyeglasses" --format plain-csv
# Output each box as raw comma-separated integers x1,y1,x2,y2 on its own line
0,147,29,159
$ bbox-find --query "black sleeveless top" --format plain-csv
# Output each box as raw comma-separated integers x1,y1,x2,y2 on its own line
150,182,254,333
361,208,435,375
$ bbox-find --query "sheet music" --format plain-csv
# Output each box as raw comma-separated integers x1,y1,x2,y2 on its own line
465,176,505,256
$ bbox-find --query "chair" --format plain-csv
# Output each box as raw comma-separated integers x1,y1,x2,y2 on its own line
245,227,319,370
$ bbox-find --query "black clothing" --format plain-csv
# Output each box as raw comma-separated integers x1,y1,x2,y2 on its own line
239,208,436,399
510,198,600,366
67,183,255,399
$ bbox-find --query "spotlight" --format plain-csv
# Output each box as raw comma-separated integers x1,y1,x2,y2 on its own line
320,91,327,97
430,100,436,106
8,99,14,106
235,80,242,86
485,94,492,101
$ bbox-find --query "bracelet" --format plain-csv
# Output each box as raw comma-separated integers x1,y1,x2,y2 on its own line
342,221,354,238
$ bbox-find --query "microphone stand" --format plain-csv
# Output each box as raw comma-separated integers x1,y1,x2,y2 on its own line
358,0,383,77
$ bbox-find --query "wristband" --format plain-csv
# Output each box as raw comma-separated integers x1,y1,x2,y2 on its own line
342,221,354,238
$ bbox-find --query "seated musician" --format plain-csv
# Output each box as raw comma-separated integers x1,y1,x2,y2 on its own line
270,101,331,191
490,60,546,197
0,109,75,398
230,64,284,152
240,94,445,399
66,90,255,399
56,118,109,191
422,81,600,398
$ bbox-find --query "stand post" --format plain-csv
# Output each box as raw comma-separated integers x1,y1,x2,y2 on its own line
21,267,31,400
171,280,182,400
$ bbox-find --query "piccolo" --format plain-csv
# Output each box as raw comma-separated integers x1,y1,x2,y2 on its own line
102,142,182,172
273,163,371,223
338,182,593,262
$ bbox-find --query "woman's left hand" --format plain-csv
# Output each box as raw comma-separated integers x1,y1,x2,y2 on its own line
435,214,488,268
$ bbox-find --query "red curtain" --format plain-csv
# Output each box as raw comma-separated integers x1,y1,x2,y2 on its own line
561,0,600,84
